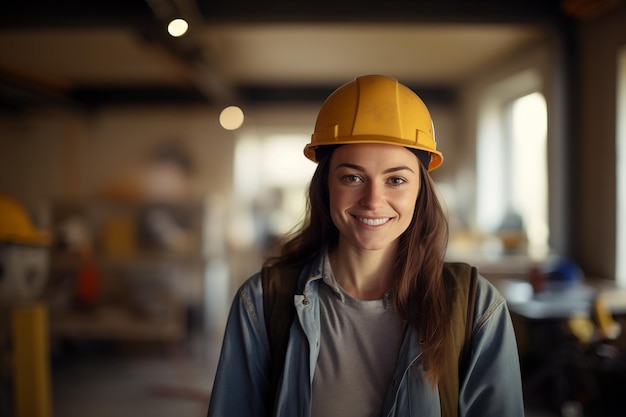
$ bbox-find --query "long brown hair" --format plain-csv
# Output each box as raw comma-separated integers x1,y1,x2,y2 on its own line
265,146,451,385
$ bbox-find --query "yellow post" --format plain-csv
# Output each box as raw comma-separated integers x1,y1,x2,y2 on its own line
11,303,52,417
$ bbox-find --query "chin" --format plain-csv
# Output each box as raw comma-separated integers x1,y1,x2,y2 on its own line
349,238,398,253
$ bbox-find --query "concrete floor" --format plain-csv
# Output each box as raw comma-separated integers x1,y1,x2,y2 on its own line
48,334,561,417
51,334,218,417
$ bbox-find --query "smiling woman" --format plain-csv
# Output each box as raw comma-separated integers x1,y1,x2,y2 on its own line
207,75,524,417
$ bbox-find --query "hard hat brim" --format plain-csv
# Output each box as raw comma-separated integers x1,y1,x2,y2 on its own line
304,140,443,171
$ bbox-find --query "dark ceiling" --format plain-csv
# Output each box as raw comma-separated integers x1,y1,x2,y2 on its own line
2,0,568,28
0,0,584,112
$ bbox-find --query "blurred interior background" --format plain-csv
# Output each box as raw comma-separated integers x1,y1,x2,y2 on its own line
1,1,626,416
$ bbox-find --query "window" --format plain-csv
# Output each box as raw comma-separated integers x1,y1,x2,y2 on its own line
476,70,548,258
507,92,549,256
232,131,316,247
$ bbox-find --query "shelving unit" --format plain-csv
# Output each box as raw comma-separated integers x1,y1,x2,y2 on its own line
44,198,206,343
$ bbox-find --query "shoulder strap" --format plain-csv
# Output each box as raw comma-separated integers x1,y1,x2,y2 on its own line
438,262,479,417
261,263,301,414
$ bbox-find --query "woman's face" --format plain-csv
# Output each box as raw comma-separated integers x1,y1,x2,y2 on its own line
327,143,421,253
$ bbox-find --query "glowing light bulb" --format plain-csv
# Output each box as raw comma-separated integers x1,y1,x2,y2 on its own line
219,106,245,130
168,19,188,37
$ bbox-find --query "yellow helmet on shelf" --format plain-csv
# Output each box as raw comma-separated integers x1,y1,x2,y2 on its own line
305,74,443,170
0,193,50,246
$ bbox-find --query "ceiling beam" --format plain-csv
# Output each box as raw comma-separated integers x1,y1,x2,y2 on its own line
2,0,568,30
197,0,566,25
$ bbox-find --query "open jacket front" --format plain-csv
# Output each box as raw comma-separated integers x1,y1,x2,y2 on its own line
207,249,524,417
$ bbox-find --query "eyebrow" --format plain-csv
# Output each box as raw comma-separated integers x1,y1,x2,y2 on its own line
335,163,416,174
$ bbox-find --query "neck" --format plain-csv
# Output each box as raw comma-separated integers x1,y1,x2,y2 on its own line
329,242,397,300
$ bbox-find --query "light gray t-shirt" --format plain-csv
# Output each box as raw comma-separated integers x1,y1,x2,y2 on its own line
310,270,404,417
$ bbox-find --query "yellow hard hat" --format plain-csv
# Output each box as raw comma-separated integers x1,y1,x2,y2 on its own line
0,194,50,246
305,75,443,170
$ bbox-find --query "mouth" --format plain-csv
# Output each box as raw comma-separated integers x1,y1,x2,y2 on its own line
355,216,391,226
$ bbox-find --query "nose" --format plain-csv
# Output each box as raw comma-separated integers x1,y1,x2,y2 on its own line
359,182,385,209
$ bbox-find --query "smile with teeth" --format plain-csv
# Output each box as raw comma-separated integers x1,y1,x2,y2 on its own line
356,216,391,226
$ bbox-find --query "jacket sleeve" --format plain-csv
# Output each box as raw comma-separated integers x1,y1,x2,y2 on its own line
207,273,272,417
458,277,525,417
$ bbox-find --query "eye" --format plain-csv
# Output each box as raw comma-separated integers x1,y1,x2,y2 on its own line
388,176,407,186
341,174,363,183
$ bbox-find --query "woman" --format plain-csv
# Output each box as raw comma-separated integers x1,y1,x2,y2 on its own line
207,75,524,417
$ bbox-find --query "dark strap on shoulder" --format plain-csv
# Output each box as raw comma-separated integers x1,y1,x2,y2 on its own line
439,262,479,417
460,265,478,375
261,263,301,415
